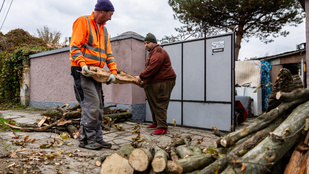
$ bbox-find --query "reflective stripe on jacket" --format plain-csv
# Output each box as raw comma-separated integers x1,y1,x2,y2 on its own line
70,12,117,74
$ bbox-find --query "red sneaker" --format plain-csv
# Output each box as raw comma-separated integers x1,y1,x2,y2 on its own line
151,128,169,135
147,124,157,129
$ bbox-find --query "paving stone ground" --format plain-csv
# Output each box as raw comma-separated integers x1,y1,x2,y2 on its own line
0,109,255,174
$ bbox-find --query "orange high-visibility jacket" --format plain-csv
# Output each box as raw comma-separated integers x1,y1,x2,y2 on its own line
70,12,117,74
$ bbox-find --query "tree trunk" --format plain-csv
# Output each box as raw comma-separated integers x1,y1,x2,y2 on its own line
234,28,243,61
167,154,215,173
100,144,134,174
276,88,309,102
221,100,309,174
220,97,309,147
198,117,283,174
176,145,194,159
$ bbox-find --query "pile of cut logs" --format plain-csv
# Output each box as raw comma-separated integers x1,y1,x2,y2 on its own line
97,88,309,174
5,104,132,138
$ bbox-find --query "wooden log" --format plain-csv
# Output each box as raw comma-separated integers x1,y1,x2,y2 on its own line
67,103,81,111
166,147,183,174
198,117,283,174
104,112,132,122
128,148,153,172
190,145,202,155
62,111,81,119
170,135,192,147
128,140,156,172
221,100,309,174
151,146,169,173
212,126,226,137
4,118,65,132
100,153,134,174
37,116,47,127
219,97,309,148
95,155,108,167
17,123,39,128
41,110,62,118
276,88,309,102
89,66,141,86
304,130,309,146
100,144,134,174
284,136,306,174
116,144,135,158
66,124,80,139
176,145,194,159
213,138,223,148
298,150,309,174
167,154,215,173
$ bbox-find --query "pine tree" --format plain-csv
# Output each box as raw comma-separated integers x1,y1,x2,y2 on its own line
168,0,304,60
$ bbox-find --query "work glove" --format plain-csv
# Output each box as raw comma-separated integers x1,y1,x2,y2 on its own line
81,65,93,77
106,74,117,85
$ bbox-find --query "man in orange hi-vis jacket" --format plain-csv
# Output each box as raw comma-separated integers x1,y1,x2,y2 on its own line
70,0,116,150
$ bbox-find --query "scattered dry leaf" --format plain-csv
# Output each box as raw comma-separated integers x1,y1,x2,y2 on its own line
241,163,246,171
6,162,15,168
9,151,18,158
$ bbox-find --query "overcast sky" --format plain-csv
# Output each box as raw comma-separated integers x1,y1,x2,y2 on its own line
0,0,306,60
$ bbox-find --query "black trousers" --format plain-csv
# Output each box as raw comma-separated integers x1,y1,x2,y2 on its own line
144,80,175,129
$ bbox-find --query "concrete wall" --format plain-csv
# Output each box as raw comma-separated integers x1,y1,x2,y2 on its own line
29,33,146,122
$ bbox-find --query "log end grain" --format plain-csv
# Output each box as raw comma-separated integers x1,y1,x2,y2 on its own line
128,148,151,172
220,139,228,148
151,156,166,173
100,153,134,174
276,91,282,100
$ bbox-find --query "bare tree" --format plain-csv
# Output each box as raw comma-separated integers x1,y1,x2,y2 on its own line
37,26,61,45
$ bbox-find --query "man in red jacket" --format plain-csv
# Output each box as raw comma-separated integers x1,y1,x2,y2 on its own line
135,33,176,135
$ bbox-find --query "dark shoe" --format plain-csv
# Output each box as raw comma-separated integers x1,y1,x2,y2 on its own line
151,128,169,135
84,142,103,150
147,124,157,129
78,141,87,148
97,140,112,149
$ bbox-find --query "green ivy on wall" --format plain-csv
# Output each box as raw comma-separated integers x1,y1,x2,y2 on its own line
0,46,52,105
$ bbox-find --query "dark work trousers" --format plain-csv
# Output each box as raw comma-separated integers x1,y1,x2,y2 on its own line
144,80,175,129
71,66,104,144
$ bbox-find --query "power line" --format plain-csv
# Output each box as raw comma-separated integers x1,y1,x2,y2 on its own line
0,0,5,14
0,0,13,30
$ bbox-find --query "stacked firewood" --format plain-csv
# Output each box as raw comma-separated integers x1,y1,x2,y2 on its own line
99,68,309,174
5,104,132,139
96,88,309,174
98,135,214,174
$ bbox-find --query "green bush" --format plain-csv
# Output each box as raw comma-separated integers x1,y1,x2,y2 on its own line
0,47,51,105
